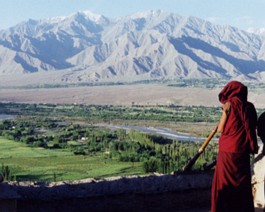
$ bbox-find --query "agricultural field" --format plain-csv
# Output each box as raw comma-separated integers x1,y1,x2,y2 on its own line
0,137,144,182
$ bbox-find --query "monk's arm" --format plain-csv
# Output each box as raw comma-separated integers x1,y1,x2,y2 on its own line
218,102,230,133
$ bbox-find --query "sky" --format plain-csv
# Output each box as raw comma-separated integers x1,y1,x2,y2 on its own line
1,0,265,31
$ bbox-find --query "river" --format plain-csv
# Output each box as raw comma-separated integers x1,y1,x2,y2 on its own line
97,124,212,143
0,114,14,120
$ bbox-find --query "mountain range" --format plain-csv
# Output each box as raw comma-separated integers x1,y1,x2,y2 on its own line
1,10,265,86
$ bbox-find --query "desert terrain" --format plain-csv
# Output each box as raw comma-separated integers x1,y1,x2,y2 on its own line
0,84,264,108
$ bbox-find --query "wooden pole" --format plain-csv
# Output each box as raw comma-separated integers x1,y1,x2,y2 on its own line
182,125,218,172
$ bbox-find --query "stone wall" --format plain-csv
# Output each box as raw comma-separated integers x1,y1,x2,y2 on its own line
1,171,213,211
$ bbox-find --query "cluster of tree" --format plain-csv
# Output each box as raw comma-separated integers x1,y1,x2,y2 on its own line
0,102,222,123
0,117,218,174
1,164,15,181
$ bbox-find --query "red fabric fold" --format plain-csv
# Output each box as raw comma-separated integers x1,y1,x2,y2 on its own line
211,151,254,212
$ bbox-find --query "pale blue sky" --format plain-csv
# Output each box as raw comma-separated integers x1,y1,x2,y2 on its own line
1,0,265,31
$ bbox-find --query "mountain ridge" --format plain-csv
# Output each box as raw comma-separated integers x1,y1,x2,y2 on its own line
1,10,265,86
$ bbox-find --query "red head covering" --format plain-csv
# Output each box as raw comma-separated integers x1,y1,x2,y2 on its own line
218,81,248,104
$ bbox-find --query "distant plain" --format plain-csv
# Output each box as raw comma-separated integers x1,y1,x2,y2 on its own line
0,84,264,108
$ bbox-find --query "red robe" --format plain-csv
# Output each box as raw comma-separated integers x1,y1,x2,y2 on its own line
211,81,258,212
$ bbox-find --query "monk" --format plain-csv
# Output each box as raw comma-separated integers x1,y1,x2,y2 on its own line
211,81,258,212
